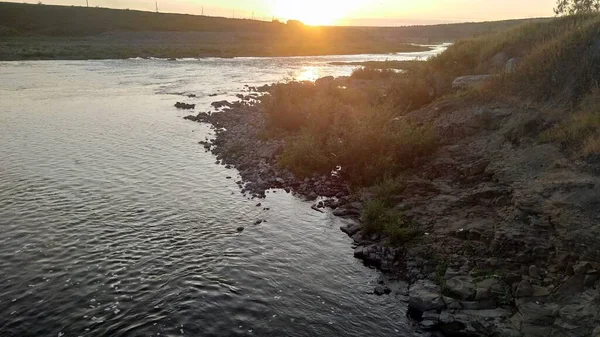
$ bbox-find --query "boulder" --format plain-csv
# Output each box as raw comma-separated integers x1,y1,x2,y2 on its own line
408,280,446,313
445,276,476,300
505,58,521,73
452,75,493,91
340,223,361,236
518,301,559,325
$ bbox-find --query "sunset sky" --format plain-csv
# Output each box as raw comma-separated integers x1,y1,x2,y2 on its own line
3,0,556,25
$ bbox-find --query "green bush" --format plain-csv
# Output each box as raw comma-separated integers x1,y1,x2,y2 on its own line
361,199,419,243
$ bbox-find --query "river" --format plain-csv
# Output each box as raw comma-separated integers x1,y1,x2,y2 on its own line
0,46,445,337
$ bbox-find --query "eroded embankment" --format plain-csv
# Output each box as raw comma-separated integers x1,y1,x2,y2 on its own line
180,72,600,337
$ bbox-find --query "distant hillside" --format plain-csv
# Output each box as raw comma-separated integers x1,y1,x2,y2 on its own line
0,2,549,60
0,2,545,40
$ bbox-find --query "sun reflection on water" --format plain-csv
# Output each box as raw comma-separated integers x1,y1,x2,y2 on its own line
295,66,321,82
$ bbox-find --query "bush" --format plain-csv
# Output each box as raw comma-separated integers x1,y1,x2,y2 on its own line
350,67,396,80
264,81,438,186
361,199,420,243
278,131,333,178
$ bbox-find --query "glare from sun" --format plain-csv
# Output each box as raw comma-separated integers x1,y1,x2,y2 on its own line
270,0,365,26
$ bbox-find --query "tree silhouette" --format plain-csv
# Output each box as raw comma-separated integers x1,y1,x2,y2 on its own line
555,0,600,15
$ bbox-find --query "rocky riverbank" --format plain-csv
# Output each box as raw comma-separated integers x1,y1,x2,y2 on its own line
182,77,600,337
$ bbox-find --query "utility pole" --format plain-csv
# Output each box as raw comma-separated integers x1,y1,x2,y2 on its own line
201,6,204,16
155,0,158,13
232,10,235,19
86,0,88,7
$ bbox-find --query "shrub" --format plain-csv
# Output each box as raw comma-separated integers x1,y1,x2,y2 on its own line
361,199,419,243
540,88,600,155
350,67,396,80
278,131,333,178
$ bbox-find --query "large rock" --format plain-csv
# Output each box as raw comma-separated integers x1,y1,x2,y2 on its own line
408,280,445,313
518,301,558,325
505,57,520,73
452,75,493,91
445,276,476,300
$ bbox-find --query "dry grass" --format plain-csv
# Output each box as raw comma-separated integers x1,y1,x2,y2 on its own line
541,89,600,155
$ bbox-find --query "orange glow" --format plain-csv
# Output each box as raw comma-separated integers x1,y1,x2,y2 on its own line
270,0,365,26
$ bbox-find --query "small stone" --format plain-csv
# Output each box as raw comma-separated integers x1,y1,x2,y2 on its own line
236,227,245,232
529,265,541,279
255,203,262,207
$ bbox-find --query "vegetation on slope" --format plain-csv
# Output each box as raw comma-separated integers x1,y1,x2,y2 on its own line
260,13,600,240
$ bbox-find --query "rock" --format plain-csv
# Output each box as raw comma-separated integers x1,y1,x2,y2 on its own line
374,285,391,296
420,311,440,330
315,76,335,86
505,57,520,73
444,267,461,280
518,301,558,325
573,261,592,275
529,265,542,279
408,280,445,313
445,276,475,300
515,280,534,298
211,100,231,109
584,273,600,287
452,75,493,91
275,177,285,184
532,285,550,297
175,102,196,109
340,223,361,237
490,52,509,70
236,226,245,232
353,246,364,258
475,288,491,301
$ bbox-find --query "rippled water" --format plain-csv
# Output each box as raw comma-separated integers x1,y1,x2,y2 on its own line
0,48,444,337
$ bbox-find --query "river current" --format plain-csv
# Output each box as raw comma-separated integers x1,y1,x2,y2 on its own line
0,46,445,337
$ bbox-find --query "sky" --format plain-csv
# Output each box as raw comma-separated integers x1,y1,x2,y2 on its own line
2,0,557,25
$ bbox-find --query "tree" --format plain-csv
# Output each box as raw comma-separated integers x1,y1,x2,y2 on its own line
555,0,600,15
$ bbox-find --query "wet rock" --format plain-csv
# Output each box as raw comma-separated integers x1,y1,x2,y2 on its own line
175,102,196,109
340,223,361,237
237,226,245,232
374,285,392,296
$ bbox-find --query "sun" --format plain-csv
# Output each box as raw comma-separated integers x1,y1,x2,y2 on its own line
270,0,364,26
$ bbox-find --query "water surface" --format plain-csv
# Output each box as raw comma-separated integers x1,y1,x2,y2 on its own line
0,49,444,337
